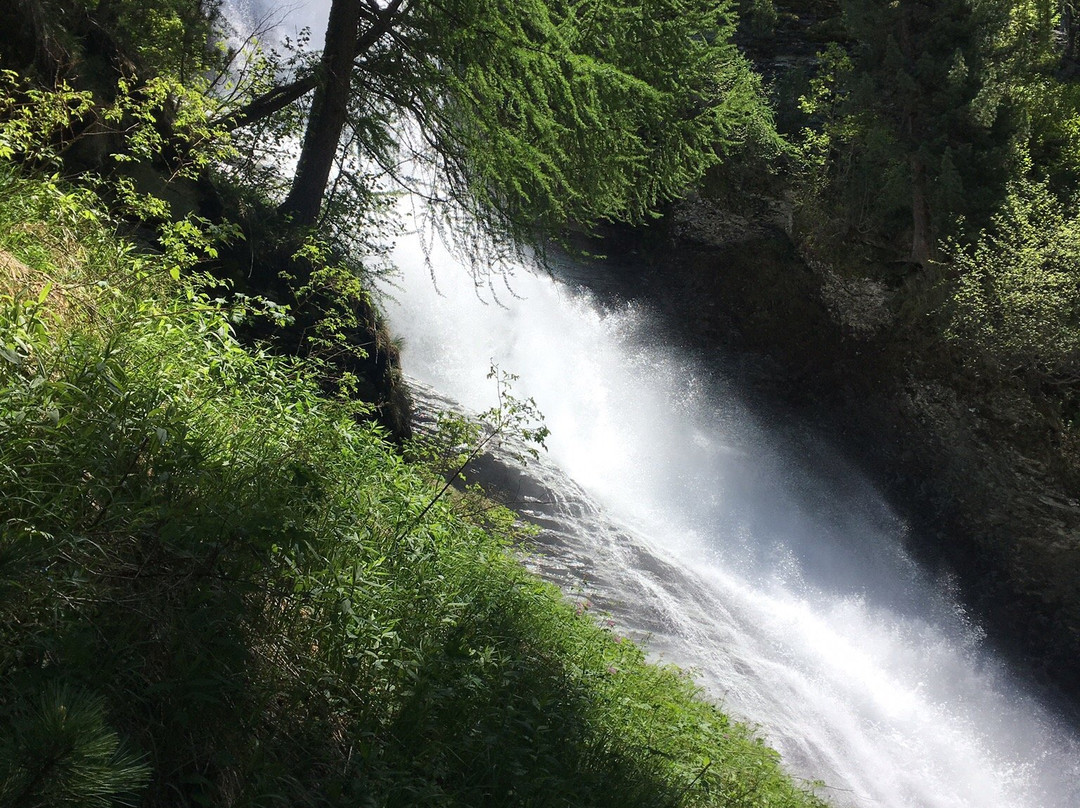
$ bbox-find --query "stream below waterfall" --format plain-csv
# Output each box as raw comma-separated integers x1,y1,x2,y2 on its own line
383,218,1080,808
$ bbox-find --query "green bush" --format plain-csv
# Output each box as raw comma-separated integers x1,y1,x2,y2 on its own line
944,177,1080,381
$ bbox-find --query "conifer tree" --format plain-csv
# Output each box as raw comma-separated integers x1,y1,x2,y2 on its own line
224,0,775,237
837,0,1012,263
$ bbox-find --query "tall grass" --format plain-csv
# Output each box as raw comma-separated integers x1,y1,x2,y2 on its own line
0,166,830,808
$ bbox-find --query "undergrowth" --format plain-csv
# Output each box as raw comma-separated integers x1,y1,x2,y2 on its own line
0,166,829,807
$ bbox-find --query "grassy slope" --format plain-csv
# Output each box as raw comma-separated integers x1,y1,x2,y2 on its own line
0,167,829,807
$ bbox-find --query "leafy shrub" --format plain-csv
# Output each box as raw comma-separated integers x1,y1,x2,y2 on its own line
944,178,1080,381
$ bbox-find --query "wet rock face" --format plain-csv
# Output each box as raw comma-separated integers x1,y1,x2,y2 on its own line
583,214,1080,710
892,369,1080,678
669,194,794,247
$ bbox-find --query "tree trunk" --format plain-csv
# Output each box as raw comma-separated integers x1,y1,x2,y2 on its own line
1062,2,1079,76
0,0,70,78
215,0,404,133
910,154,932,265
897,7,931,265
279,0,363,227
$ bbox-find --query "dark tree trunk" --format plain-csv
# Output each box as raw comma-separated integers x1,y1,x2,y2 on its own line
897,3,932,264
279,0,363,227
0,0,71,78
215,0,404,133
1061,2,1080,77
910,154,932,264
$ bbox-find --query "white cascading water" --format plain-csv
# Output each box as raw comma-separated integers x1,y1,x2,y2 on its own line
383,211,1080,808
224,3,1080,805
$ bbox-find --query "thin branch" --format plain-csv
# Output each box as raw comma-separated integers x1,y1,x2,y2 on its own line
389,427,501,550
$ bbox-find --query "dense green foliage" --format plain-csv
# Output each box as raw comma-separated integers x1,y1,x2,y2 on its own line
795,0,1022,259
96,0,226,80
783,0,1080,393
403,0,775,236
0,168,829,806
945,177,1080,381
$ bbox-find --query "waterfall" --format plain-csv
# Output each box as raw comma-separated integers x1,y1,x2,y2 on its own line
227,0,330,47
222,3,1080,805
382,213,1080,808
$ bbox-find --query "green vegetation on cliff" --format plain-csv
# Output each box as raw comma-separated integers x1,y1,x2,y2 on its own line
787,0,1080,368
720,0,1080,694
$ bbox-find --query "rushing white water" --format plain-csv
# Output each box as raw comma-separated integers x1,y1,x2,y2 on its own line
223,2,1080,804
383,216,1080,808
